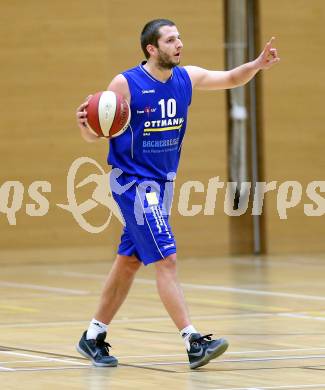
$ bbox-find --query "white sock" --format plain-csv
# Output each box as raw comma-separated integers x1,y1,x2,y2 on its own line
180,324,198,351
86,318,108,340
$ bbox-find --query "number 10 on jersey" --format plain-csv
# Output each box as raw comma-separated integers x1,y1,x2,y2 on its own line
158,99,177,118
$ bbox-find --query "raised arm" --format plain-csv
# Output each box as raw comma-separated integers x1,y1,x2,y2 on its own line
185,37,280,91
76,74,130,142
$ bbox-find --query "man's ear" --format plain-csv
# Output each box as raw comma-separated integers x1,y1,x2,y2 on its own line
146,44,157,57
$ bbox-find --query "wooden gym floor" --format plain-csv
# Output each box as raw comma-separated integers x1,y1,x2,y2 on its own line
1,252,325,389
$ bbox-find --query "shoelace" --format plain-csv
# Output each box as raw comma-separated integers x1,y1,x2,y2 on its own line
96,340,112,356
192,334,213,345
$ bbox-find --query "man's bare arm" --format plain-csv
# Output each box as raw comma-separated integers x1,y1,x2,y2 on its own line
185,37,280,91
76,74,130,143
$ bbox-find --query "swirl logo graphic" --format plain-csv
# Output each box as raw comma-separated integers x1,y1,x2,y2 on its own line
57,157,124,233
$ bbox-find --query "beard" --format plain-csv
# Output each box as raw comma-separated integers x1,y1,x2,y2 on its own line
157,48,179,70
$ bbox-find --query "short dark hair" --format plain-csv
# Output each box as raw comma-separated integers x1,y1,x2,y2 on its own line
141,19,176,59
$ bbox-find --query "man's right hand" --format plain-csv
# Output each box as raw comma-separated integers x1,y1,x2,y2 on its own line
76,95,92,130
76,95,100,142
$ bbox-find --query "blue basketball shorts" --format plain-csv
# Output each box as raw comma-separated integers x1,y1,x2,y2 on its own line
110,170,177,265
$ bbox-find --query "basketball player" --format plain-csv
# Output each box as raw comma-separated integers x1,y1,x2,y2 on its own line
75,19,279,369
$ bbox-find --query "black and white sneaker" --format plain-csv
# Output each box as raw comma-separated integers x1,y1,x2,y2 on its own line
187,333,228,369
76,331,118,367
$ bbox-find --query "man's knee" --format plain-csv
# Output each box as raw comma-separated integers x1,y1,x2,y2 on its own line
155,254,177,273
117,255,142,274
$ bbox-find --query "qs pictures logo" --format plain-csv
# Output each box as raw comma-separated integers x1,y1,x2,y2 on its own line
1,157,325,232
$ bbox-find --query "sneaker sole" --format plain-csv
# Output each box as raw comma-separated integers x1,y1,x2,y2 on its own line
76,345,118,367
190,339,229,369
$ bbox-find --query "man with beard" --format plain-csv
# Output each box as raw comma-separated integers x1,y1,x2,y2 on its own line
75,18,279,369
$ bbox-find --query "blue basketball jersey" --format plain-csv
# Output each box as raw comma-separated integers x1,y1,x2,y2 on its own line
107,62,192,179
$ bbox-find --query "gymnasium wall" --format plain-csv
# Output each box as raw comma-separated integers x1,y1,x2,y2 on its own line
0,0,228,261
260,0,325,254
2,0,324,262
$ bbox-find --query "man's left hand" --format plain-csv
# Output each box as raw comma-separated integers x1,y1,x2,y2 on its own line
256,37,280,70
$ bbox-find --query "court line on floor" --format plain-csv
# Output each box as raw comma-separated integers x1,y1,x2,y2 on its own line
178,282,325,302
55,271,325,302
3,345,325,362
2,349,325,374
0,310,324,331
0,346,89,360
1,310,325,330
0,366,14,371
0,281,89,295
0,364,177,373
117,347,325,359
221,355,325,363
0,351,89,366
278,313,325,322
0,360,69,364
229,256,325,269
1,359,322,374
0,313,275,328
213,384,325,390
136,354,325,365
0,366,93,372
0,347,176,373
